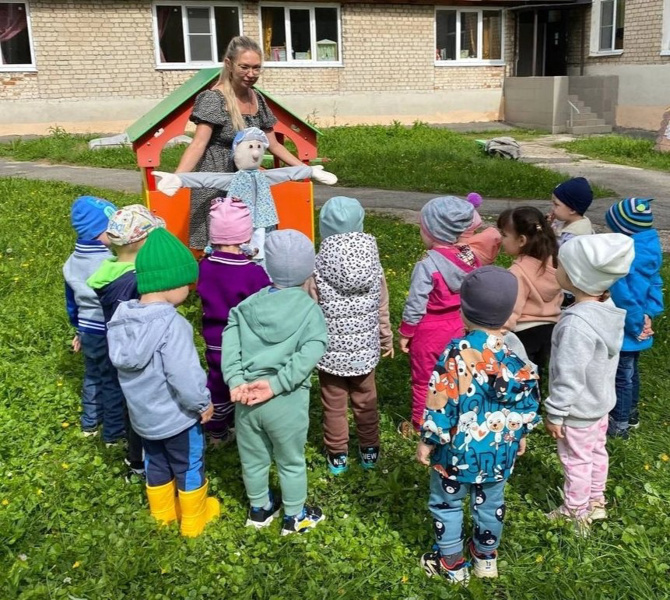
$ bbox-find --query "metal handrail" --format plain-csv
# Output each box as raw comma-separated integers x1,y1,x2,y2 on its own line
568,100,581,129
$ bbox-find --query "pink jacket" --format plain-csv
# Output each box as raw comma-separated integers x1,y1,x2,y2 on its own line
458,227,502,266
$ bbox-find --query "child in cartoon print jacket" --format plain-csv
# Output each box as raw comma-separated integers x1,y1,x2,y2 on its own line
416,266,540,585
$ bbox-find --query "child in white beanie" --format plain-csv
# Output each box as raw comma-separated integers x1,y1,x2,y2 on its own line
544,233,634,532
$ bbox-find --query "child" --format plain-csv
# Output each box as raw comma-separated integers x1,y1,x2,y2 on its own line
63,195,125,444
417,266,540,584
548,177,595,246
399,196,480,435
87,204,164,479
305,196,393,474
497,206,563,381
223,230,328,535
107,228,219,538
457,192,502,266
196,197,271,445
604,198,664,438
545,234,634,529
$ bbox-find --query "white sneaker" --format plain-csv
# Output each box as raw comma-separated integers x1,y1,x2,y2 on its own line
588,502,607,521
420,551,470,585
469,542,498,578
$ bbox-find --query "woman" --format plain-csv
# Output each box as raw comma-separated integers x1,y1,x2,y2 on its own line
177,35,304,249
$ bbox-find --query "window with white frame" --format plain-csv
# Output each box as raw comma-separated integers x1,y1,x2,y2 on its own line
260,4,341,64
661,0,670,54
0,2,35,70
594,0,624,52
153,2,241,67
435,7,503,63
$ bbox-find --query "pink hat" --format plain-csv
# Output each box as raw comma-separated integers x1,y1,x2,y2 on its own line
461,193,483,238
209,197,253,245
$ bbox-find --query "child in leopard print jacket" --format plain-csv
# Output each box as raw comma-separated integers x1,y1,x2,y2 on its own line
305,197,393,475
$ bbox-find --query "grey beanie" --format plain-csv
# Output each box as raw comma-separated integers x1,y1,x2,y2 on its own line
460,266,518,328
420,196,474,244
319,196,365,239
265,229,315,288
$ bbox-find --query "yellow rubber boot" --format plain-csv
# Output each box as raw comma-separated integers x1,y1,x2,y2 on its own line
146,479,179,525
178,480,220,538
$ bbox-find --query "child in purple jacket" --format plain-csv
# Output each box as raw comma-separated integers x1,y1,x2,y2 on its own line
197,197,271,444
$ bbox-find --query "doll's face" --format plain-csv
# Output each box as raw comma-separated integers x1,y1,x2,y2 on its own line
233,140,265,171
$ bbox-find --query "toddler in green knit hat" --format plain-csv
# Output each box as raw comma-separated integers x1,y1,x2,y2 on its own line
107,228,218,538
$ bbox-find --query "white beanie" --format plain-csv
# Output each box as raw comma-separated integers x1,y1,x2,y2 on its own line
558,233,634,295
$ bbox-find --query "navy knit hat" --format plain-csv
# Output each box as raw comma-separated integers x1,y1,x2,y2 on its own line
606,198,654,235
71,195,117,240
460,266,518,328
553,177,593,216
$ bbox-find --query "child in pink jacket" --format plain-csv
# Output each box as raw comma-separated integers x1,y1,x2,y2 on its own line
457,193,502,266
398,196,480,435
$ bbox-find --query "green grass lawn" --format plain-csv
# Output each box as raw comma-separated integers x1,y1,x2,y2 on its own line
0,124,601,199
559,135,670,172
1,178,670,599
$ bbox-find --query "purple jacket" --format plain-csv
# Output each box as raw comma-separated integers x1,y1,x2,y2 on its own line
196,251,271,351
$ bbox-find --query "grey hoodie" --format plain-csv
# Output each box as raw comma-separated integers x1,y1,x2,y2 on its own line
545,299,625,428
107,300,211,440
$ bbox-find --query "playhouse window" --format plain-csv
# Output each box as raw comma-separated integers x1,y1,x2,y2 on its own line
260,4,341,65
154,2,242,67
0,2,35,70
435,7,503,64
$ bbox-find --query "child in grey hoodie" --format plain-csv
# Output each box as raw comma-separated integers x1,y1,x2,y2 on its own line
545,233,634,531
107,228,219,538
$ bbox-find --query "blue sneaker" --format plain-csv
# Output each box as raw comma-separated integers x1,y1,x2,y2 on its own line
280,505,325,536
327,452,348,475
246,491,282,529
359,446,379,469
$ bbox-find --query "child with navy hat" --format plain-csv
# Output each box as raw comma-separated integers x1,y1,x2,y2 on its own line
63,195,126,444
548,177,595,246
605,198,664,438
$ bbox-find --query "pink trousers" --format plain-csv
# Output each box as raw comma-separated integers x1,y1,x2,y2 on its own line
556,416,609,517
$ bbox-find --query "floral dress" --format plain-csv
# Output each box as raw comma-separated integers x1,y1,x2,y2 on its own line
188,88,277,249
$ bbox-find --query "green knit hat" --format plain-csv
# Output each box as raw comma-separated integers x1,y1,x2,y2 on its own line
136,228,198,294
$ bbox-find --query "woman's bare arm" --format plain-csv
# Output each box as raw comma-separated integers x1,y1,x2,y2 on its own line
265,130,304,167
176,123,214,173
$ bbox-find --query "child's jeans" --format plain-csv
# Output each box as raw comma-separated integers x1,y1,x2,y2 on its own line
429,468,506,557
204,348,234,438
80,332,126,443
236,390,309,516
142,423,206,491
319,369,379,454
556,416,608,518
608,351,640,435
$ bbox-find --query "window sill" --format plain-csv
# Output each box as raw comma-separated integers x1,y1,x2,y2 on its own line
263,62,343,68
435,60,506,67
589,50,624,57
0,66,37,73
660,50,670,56
156,63,221,70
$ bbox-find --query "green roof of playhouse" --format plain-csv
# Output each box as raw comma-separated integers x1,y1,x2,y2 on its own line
126,67,321,143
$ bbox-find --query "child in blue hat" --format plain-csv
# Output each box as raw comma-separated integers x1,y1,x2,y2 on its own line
548,177,595,246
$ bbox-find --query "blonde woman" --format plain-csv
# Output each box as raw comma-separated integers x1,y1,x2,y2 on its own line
177,36,303,249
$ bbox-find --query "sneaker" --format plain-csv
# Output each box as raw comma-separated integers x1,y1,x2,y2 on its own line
420,550,470,585
545,507,590,537
327,452,349,475
628,412,640,429
468,540,498,578
397,420,419,439
82,428,99,438
246,491,282,529
104,437,127,449
124,458,146,483
588,501,607,521
607,419,629,440
359,446,379,470
280,505,325,536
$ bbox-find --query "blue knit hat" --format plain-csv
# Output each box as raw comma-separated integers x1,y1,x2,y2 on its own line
319,196,365,239
71,195,117,240
553,177,593,216
606,198,654,235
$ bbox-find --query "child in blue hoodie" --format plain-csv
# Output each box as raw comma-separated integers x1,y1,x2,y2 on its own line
604,199,664,438
416,266,540,585
107,228,219,538
63,195,126,444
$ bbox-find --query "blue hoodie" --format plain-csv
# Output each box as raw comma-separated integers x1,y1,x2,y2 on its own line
609,229,664,352
107,300,211,440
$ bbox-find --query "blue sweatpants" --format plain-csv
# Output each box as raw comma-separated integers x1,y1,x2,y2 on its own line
429,468,506,556
142,424,206,491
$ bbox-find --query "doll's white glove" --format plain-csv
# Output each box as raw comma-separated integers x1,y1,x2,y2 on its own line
310,165,338,186
153,171,183,197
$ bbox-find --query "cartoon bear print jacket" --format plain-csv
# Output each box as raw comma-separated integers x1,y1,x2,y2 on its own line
422,329,540,484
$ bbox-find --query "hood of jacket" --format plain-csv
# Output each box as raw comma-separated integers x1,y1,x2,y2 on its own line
514,256,562,303
107,300,176,371
315,232,381,295
562,299,625,358
631,229,662,278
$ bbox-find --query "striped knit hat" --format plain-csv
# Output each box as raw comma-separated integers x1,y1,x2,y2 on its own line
606,198,654,235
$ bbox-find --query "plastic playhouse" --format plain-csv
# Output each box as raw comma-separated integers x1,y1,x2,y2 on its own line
126,68,321,246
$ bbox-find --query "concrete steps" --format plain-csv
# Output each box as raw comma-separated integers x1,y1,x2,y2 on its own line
567,94,612,135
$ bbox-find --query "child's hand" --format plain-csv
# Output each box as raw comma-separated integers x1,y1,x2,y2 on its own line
639,315,654,340
399,335,411,354
71,334,81,353
416,441,432,466
517,437,527,456
200,403,214,424
544,420,565,439
230,384,250,403
245,380,274,406
382,347,395,359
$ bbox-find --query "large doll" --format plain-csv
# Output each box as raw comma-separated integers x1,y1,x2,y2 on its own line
153,127,337,258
